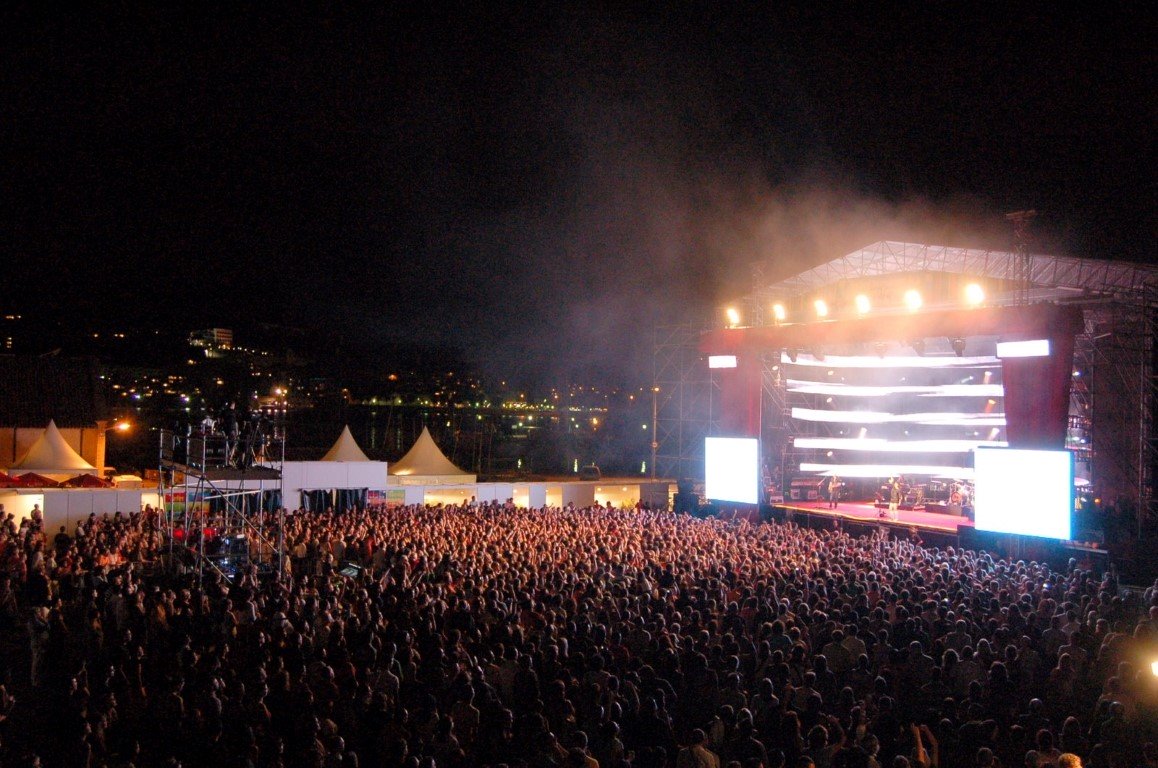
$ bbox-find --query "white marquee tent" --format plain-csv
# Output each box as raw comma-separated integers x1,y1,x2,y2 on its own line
320,425,372,462
7,420,98,480
388,426,476,486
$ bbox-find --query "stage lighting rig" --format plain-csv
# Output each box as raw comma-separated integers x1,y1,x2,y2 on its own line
951,337,967,357
786,348,799,363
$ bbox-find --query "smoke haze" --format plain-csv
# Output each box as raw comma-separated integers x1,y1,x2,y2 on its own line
1,5,1145,391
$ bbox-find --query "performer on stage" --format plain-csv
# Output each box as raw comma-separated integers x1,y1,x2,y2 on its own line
827,475,841,509
889,476,902,520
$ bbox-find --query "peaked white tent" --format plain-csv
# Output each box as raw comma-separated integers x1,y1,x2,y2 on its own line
321,425,372,462
388,426,476,486
8,420,98,479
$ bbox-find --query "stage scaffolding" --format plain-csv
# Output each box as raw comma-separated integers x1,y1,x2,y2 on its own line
652,323,716,482
653,241,1158,530
158,427,287,583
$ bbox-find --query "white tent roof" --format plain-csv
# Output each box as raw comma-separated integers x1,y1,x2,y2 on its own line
321,425,372,462
389,426,475,483
9,420,96,474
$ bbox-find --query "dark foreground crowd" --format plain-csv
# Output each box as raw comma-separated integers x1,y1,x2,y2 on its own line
0,503,1156,768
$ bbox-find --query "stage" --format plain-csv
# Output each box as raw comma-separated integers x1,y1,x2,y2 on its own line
772,499,973,535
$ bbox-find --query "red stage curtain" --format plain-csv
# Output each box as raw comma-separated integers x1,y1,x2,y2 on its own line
716,355,762,438
1001,332,1075,449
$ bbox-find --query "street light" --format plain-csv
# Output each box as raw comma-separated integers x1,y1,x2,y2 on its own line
650,386,660,479
96,420,132,481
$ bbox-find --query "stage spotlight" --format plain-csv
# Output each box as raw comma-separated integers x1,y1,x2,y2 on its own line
965,282,985,306
873,342,888,358
904,289,923,312
951,337,967,357
855,294,871,314
787,348,798,363
772,303,786,322
814,299,829,318
911,339,926,356
725,307,741,327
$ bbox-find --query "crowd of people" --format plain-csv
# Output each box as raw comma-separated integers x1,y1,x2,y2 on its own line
0,500,1154,768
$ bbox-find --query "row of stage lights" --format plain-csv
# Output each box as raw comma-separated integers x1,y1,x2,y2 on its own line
726,283,987,328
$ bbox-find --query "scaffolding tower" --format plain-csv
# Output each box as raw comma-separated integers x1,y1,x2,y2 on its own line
159,425,287,583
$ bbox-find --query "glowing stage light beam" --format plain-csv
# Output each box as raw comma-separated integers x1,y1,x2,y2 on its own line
781,353,1000,368
904,289,923,311
965,282,985,306
791,407,1006,426
793,437,1008,452
854,294,871,314
785,380,1005,398
799,463,974,479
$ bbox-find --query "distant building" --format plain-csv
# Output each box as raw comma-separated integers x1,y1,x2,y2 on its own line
188,328,234,357
1,312,22,352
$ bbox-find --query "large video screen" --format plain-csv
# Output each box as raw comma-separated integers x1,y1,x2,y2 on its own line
705,437,759,504
974,448,1072,539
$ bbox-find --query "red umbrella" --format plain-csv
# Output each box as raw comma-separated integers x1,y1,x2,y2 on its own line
59,473,113,488
11,472,58,488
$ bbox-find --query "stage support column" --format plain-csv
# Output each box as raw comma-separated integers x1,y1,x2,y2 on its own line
716,353,762,439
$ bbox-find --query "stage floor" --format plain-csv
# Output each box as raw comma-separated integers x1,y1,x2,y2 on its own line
774,499,974,534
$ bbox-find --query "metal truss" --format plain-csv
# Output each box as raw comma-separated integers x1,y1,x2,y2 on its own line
652,323,715,483
158,429,287,583
756,241,1158,303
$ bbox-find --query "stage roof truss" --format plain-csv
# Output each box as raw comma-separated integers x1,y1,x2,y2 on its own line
754,241,1158,303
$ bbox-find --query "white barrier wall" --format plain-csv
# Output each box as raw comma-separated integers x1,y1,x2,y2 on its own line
0,492,43,526
562,483,596,508
281,462,389,497
41,489,145,532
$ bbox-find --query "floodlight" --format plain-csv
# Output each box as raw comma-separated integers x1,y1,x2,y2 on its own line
854,294,871,314
904,289,923,312
814,299,829,318
725,307,741,327
772,303,786,322
965,282,985,306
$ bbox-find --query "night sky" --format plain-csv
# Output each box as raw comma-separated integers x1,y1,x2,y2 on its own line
2,5,1152,387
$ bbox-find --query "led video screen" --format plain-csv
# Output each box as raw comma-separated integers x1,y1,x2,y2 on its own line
974,447,1072,539
705,437,759,504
